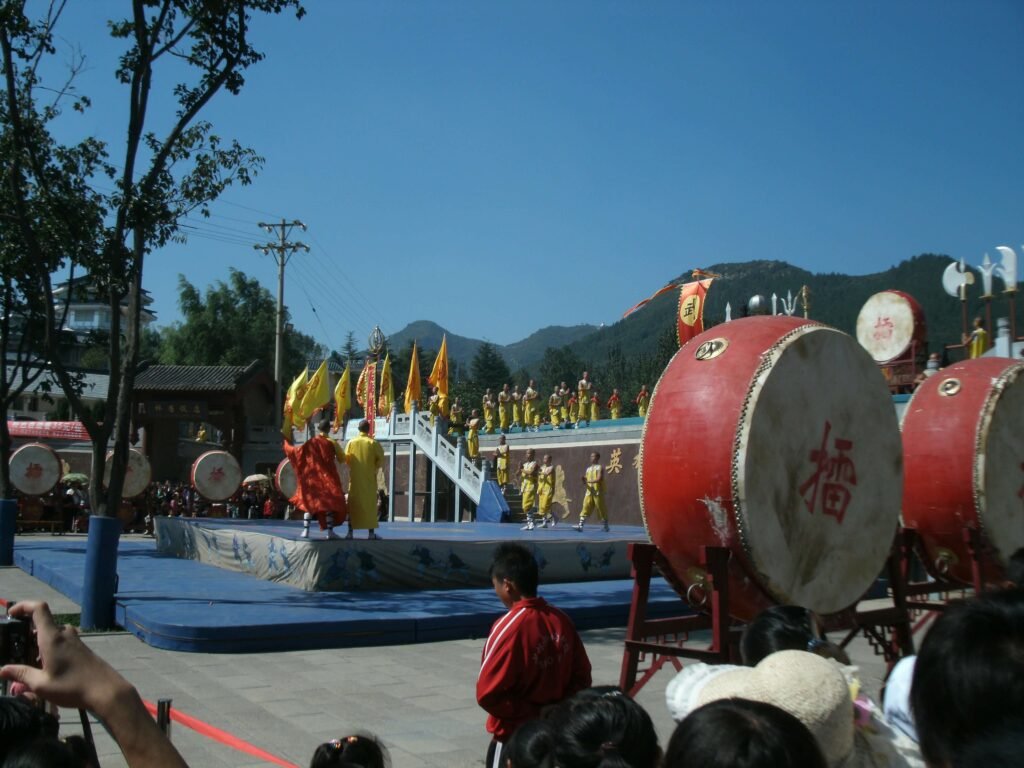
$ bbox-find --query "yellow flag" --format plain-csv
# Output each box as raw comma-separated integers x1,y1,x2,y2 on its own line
297,360,329,424
281,368,308,438
377,354,394,415
428,335,449,397
404,342,421,414
332,362,351,432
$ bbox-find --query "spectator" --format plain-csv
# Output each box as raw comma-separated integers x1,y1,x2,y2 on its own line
551,686,661,768
477,543,592,768
664,698,826,768
910,589,1024,767
0,698,59,761
740,605,850,666
0,601,187,767
309,733,389,768
503,720,555,768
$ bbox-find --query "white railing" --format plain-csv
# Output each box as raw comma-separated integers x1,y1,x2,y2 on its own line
378,406,484,504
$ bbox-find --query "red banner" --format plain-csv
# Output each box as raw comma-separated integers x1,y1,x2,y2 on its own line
365,360,377,437
7,421,90,441
676,278,714,346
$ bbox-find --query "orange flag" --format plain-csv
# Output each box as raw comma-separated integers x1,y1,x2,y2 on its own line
428,335,449,397
676,278,714,346
404,342,421,414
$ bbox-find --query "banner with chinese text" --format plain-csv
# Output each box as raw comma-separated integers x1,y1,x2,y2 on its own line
676,278,714,346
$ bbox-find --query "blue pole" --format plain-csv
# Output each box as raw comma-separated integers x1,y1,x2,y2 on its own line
0,498,16,566
80,516,121,630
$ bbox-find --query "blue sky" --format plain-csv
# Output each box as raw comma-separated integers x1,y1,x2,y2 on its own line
47,1,1024,347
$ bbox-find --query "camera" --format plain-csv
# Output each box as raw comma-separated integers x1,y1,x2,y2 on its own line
0,615,37,667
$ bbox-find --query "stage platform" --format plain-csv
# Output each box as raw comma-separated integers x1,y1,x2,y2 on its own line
12,535,685,654
154,518,648,591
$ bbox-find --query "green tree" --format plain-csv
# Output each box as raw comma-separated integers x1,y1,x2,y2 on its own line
470,341,511,393
341,331,359,364
159,269,321,373
537,345,584,394
0,0,305,629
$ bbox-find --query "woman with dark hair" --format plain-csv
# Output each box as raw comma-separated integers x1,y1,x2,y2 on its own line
740,605,849,666
504,719,556,768
309,732,389,768
550,686,660,768
663,698,826,768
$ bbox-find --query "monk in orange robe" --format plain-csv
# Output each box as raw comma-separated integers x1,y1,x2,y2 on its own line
283,418,347,539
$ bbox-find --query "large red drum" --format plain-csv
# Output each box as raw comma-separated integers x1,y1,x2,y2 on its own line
902,357,1024,584
641,316,903,621
191,450,242,501
102,449,152,498
9,443,62,496
855,290,927,363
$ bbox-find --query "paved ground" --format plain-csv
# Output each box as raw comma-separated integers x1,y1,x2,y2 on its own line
1,565,894,768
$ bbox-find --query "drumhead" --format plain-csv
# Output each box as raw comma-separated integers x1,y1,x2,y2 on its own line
9,443,62,496
977,363,1024,566
736,326,902,614
855,290,921,363
103,449,152,498
275,458,297,499
191,450,242,501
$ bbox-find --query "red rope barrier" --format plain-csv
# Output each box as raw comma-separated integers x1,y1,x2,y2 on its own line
142,700,299,768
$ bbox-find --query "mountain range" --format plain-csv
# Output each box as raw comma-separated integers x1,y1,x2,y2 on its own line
385,254,1022,370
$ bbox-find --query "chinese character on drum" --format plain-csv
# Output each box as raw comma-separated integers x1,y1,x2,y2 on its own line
799,421,857,524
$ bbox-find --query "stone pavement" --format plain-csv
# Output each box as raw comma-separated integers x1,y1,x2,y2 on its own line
1,567,894,768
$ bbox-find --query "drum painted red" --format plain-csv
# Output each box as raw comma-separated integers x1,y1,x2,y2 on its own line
640,315,902,621
902,357,1024,584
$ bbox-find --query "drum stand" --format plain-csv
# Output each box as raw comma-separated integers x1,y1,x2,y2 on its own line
897,525,986,610
619,543,739,696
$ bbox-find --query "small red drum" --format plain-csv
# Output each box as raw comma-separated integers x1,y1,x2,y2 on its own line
275,458,297,499
855,290,927,363
191,450,242,501
9,443,62,496
102,449,152,498
641,316,903,621
902,357,1024,584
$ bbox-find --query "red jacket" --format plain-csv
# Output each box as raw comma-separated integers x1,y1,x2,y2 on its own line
477,597,592,742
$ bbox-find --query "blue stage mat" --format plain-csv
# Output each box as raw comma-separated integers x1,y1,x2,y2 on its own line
13,537,687,653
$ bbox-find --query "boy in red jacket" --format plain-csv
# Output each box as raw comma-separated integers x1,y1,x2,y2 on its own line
477,543,592,768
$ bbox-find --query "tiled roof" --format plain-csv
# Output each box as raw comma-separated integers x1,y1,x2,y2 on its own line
134,361,265,392
5,365,109,401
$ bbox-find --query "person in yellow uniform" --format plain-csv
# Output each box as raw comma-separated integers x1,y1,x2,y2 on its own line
635,385,650,418
466,409,482,460
482,390,496,434
523,380,540,432
558,382,571,422
537,454,557,528
965,316,990,359
519,448,539,530
575,451,609,532
511,385,522,430
493,435,511,490
448,397,464,436
497,384,511,433
589,391,601,424
607,389,622,420
577,372,593,427
548,387,562,429
567,393,579,428
344,419,386,540
428,387,441,426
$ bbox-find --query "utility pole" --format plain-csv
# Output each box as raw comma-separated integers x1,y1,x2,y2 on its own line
254,219,309,428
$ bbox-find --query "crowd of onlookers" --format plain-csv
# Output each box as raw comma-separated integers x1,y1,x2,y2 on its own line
1,543,1021,767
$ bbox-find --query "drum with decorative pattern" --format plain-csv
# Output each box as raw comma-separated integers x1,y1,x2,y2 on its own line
103,449,152,498
855,290,927,363
901,357,1024,584
640,315,903,621
275,457,297,499
9,442,62,496
191,450,242,501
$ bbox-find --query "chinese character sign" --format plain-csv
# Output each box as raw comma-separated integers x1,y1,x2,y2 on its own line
872,316,894,343
798,421,857,525
677,278,714,347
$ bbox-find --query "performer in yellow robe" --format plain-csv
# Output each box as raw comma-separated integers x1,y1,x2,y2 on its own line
498,384,511,433
607,389,622,420
567,394,579,427
559,382,570,422
466,409,482,459
538,454,557,528
965,317,990,359
519,449,539,530
493,435,510,488
577,372,593,427
344,419,386,539
428,387,441,426
523,381,539,432
589,392,601,423
548,388,562,428
511,385,522,429
482,390,496,434
448,397,464,435
575,451,609,532
635,385,650,418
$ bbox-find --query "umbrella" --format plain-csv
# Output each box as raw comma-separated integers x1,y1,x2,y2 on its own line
243,473,271,485
62,472,89,484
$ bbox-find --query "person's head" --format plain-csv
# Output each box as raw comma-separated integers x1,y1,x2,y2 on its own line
309,733,389,768
973,316,983,329
613,388,619,395
471,408,480,417
0,699,59,760
358,419,370,434
911,589,1024,767
582,371,589,380
526,448,535,460
504,719,556,768
317,418,331,435
590,452,600,464
498,435,506,446
503,384,510,392
543,454,552,466
1004,547,1024,587
490,543,539,606
2,737,87,768
529,379,535,387
740,605,849,666
551,686,660,768
553,387,559,394
663,699,826,768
